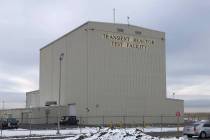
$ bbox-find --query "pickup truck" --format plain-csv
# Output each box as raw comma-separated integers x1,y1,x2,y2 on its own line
60,116,79,125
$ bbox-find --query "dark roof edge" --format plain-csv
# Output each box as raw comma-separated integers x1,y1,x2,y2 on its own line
40,21,89,51
89,21,164,34
165,98,184,102
26,90,40,94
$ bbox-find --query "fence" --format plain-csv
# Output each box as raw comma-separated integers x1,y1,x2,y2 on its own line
77,115,183,127
0,115,184,138
184,113,210,122
3,108,210,128
1,112,210,138
1,115,183,127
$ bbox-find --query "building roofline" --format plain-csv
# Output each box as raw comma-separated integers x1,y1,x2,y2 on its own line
165,98,184,102
40,21,164,51
40,21,89,51
88,21,164,33
26,90,40,94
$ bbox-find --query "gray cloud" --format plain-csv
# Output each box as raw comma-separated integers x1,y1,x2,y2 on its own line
185,99,210,108
0,91,25,109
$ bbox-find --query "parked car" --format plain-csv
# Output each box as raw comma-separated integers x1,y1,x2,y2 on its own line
0,118,8,129
60,116,79,125
183,120,210,138
0,118,19,129
7,118,19,129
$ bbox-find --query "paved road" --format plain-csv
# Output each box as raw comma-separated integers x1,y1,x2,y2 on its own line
188,137,209,140
146,131,183,138
147,132,210,140
0,135,75,140
188,138,209,140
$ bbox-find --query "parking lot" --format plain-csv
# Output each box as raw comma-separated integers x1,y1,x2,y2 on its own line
188,138,209,140
147,131,210,140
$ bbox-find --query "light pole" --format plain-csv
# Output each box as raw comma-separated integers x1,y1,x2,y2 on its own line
57,53,64,135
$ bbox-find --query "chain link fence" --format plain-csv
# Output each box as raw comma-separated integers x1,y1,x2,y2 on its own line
1,109,210,138
2,115,183,126
0,115,185,138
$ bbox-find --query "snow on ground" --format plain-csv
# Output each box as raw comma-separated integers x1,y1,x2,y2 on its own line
0,127,186,140
0,127,98,137
54,128,187,140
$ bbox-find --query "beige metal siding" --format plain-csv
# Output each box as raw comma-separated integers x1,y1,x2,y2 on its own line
39,21,184,124
26,90,40,108
85,22,167,117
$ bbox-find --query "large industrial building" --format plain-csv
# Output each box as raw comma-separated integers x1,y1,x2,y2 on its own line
1,21,184,125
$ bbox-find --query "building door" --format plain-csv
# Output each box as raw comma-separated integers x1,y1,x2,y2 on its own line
22,112,29,124
68,103,76,116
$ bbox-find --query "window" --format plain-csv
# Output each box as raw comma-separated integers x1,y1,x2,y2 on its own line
203,123,210,127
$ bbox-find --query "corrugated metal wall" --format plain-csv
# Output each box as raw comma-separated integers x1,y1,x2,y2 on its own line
39,22,183,124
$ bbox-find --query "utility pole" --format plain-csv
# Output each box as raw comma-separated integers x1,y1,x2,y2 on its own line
2,100,4,110
1,100,4,138
113,8,116,24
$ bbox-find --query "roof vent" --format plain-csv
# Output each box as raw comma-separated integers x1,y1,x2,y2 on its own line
117,28,124,33
135,31,142,35
45,101,57,106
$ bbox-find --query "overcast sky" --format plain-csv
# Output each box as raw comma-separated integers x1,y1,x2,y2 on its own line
0,0,210,112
